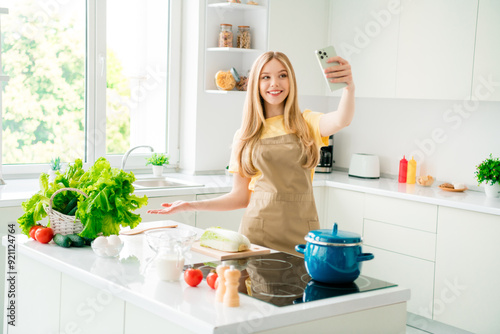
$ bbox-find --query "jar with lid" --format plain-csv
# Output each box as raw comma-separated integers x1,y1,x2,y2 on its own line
237,26,251,49
218,24,233,48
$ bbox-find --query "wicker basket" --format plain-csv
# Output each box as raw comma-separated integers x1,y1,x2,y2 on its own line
44,188,88,235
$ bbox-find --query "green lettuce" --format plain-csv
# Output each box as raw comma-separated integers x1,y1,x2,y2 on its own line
17,158,148,238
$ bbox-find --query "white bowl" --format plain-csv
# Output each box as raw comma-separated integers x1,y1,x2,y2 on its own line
91,236,124,258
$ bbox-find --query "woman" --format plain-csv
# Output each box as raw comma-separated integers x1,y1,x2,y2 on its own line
148,51,355,254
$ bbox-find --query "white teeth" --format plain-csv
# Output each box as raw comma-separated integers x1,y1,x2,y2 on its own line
269,91,281,95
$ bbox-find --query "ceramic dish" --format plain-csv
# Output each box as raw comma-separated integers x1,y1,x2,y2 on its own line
438,185,467,192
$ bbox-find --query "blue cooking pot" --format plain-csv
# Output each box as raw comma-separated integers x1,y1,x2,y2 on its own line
295,223,374,284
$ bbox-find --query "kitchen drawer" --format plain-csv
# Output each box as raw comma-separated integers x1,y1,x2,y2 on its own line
364,194,437,233
362,246,435,317
324,188,364,234
363,219,436,261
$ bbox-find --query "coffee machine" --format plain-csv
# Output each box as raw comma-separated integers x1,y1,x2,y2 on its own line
316,135,334,173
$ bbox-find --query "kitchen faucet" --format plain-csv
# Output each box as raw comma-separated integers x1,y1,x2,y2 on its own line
121,145,154,170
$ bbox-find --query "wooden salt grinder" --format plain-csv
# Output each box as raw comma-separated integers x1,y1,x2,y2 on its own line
223,265,241,307
215,264,229,303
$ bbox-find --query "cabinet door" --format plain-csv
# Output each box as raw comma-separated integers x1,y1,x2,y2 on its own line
59,274,125,334
330,0,400,98
434,207,500,333
134,195,196,226
471,0,500,101
324,188,364,234
268,0,330,96
4,254,61,333
396,0,478,100
195,193,245,231
363,246,434,317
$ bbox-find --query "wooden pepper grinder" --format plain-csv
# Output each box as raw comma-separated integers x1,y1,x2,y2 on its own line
223,265,241,307
215,264,229,303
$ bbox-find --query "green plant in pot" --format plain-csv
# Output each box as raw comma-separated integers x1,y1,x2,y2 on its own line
146,153,169,177
475,154,500,198
48,157,62,182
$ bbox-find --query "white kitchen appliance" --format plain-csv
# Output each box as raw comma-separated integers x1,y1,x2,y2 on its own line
348,153,380,179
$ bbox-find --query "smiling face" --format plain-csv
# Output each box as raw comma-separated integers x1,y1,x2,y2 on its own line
259,58,290,116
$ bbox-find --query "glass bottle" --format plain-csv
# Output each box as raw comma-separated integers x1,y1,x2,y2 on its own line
218,24,233,48
237,26,250,49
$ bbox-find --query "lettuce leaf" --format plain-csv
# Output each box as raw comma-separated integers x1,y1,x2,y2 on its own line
17,157,148,238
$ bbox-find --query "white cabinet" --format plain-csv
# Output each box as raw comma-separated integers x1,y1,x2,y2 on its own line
133,195,196,226
3,254,61,333
434,207,500,333
268,0,330,96
329,0,400,98
471,0,500,101
204,1,268,92
195,192,245,231
324,187,364,233
362,194,437,316
60,273,125,334
396,0,478,100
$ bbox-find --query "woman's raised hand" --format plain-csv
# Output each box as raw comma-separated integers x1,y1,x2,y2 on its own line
325,56,354,89
147,200,192,215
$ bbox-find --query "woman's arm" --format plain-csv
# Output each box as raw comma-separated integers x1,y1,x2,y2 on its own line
319,56,355,137
147,173,252,215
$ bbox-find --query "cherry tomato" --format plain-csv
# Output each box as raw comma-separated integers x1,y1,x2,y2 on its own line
184,268,203,287
206,271,218,289
35,227,54,244
29,225,43,240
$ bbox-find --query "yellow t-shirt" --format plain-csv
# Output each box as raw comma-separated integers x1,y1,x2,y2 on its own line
228,109,328,191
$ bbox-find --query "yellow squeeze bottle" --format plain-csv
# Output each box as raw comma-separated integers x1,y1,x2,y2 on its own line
406,156,416,184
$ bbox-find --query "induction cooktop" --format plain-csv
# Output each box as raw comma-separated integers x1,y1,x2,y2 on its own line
188,252,397,307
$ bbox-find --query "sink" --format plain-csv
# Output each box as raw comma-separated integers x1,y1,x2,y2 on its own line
133,177,203,189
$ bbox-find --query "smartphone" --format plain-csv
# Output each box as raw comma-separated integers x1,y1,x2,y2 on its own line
315,46,347,92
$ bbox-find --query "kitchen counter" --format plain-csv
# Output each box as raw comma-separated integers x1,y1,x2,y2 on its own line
3,222,409,333
1,171,499,216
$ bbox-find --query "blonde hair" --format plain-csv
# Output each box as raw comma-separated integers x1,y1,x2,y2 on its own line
235,51,320,177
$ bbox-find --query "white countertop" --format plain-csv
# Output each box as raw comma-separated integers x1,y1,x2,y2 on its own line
5,222,410,334
1,171,499,215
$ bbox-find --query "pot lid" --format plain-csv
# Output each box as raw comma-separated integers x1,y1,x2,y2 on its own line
306,223,361,244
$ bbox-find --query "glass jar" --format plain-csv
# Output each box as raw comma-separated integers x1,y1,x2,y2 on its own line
218,24,233,48
237,26,251,49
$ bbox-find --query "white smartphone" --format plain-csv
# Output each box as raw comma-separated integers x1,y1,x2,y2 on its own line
315,46,347,92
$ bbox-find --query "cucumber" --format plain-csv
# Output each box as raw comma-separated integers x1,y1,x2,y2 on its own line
82,237,94,246
67,234,85,247
67,206,78,216
53,234,72,248
62,197,78,215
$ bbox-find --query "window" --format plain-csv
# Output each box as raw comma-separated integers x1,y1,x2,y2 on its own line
0,0,179,175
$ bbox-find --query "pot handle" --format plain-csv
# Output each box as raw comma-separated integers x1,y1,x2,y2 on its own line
357,253,374,262
295,244,306,254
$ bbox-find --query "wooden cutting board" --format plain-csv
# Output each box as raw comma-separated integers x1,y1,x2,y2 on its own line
191,241,271,260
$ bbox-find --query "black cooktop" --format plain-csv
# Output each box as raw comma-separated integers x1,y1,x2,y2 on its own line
189,252,397,307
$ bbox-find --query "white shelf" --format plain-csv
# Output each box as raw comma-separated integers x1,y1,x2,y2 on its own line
207,3,264,10
205,89,246,94
207,47,262,53
0,75,9,82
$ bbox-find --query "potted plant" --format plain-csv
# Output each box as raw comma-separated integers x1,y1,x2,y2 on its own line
475,154,500,198
146,153,169,177
48,157,62,182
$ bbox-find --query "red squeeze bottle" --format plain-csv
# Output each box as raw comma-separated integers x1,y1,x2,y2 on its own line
398,156,408,183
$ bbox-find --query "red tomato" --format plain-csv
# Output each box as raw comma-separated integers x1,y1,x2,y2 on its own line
35,227,54,244
184,268,203,287
29,225,43,240
206,271,218,289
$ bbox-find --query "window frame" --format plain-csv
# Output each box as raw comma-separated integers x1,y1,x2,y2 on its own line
1,0,181,177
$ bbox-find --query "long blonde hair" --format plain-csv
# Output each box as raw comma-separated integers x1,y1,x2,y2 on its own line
235,51,320,177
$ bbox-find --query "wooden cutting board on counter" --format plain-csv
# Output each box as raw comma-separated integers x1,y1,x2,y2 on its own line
191,241,271,260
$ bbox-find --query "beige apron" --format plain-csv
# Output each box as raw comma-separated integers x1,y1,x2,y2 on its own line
239,133,321,255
